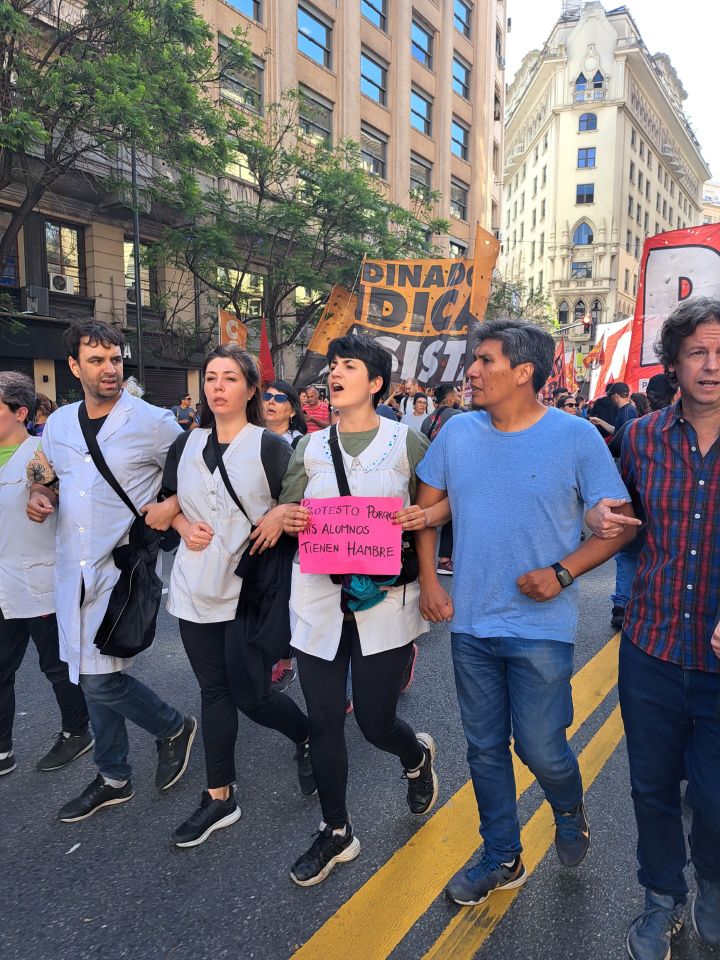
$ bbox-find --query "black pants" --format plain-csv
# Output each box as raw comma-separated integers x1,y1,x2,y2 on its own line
439,519,454,559
295,618,424,828
179,619,309,789
0,609,89,752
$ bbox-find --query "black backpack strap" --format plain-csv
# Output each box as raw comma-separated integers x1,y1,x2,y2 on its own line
328,424,351,497
78,403,140,518
211,426,252,525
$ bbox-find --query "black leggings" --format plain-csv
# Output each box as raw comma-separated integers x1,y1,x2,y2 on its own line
179,619,309,788
295,618,424,828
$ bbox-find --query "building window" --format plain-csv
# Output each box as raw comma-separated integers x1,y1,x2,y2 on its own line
639,140,645,159
520,191,525,211
124,240,157,309
574,73,587,100
579,112,597,131
626,230,632,253
532,176,538,198
663,199,667,218
574,298,587,322
591,299,602,324
452,56,471,99
225,150,257,184
531,209,537,228
45,221,84,294
451,118,469,161
493,140,500,175
538,270,543,291
0,211,18,286
449,239,467,258
558,300,569,326
361,0,386,31
454,0,471,38
410,88,432,135
647,152,653,171
571,261,592,280
360,51,387,105
576,183,594,204
219,40,264,113
299,87,333,144
628,196,634,216
645,181,650,200
450,179,469,220
573,222,593,245
638,172,644,191
629,160,635,183
540,198,546,219
410,153,432,196
411,18,433,70
495,26,502,60
624,269,630,293
578,147,596,168
542,165,547,186
539,232,545,257
297,4,332,68
360,124,387,178
494,87,502,122
644,212,650,232
229,0,260,20
631,129,637,148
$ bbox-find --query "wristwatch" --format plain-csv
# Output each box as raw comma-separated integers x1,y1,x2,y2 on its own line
551,562,574,588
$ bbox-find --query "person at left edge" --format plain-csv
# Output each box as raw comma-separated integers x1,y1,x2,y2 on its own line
163,346,314,849
26,320,196,823
0,372,91,776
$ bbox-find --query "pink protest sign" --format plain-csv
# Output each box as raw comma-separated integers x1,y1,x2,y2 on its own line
298,496,403,575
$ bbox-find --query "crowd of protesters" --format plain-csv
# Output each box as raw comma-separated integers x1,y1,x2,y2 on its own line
1,300,719,958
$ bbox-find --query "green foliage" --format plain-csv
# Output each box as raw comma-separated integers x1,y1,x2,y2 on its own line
0,0,242,269
485,279,556,330
156,91,448,357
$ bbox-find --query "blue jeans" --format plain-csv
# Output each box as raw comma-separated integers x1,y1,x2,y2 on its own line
451,633,583,863
79,672,183,781
618,634,720,900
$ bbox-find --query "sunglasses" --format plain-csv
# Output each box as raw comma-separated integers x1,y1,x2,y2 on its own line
563,402,578,409
262,392,289,403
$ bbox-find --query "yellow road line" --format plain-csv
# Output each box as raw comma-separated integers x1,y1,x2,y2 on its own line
422,705,626,960
292,634,620,960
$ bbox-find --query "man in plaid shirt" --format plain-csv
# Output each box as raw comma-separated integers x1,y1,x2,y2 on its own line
614,298,720,960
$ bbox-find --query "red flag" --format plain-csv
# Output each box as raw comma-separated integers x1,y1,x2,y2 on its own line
259,316,275,383
542,338,567,399
625,223,720,391
583,338,605,369
591,320,632,400
566,348,578,393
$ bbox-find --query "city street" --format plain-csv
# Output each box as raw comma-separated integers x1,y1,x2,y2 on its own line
2,560,713,960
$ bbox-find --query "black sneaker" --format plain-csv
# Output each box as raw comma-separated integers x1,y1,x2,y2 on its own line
58,774,134,822
290,823,361,887
294,740,317,797
553,801,591,867
155,715,197,791
611,606,626,630
36,730,94,772
405,732,439,816
272,662,297,694
0,751,17,776
400,642,419,694
173,790,241,848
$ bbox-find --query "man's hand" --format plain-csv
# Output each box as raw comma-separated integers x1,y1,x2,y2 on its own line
585,498,642,539
517,567,562,602
27,491,55,523
175,516,213,551
249,505,288,555
589,416,615,433
711,620,720,660
393,505,427,531
419,577,454,622
283,505,311,536
141,496,180,531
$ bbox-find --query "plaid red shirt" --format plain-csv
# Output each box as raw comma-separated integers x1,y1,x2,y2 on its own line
621,401,720,673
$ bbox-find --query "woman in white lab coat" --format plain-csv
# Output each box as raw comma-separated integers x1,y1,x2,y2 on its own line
280,334,439,887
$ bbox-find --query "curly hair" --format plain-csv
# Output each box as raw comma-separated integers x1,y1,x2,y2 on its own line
656,297,720,387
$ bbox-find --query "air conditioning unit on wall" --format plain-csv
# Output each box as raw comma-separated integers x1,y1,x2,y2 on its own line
49,272,75,295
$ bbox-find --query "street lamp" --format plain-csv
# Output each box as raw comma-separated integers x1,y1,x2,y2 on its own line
130,141,145,386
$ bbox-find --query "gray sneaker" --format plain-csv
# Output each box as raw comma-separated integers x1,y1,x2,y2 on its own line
626,890,684,960
692,872,720,946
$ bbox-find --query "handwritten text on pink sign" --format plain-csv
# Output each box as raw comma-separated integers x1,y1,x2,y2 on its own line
298,496,403,575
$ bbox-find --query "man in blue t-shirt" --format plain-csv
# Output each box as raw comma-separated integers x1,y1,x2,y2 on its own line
415,318,638,908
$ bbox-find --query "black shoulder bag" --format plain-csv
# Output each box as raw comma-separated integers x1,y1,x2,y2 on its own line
328,424,418,586
78,405,163,659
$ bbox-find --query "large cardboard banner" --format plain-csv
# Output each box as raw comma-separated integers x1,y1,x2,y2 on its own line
625,224,720,391
294,227,500,389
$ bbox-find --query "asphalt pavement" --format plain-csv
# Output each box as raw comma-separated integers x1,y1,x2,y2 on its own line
1,560,715,960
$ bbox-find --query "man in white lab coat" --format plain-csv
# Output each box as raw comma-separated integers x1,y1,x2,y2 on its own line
27,321,196,823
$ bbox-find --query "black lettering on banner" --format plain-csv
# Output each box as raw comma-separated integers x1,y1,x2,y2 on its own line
397,263,423,288
365,288,408,330
422,264,446,288
362,262,384,283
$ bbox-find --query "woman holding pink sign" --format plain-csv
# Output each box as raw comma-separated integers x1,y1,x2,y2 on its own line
280,334,440,887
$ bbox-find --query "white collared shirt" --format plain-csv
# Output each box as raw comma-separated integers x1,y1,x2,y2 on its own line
0,436,57,619
41,390,182,682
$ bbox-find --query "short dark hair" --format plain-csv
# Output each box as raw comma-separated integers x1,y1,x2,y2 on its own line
475,318,556,393
327,334,392,407
552,386,569,398
608,381,630,398
434,383,457,404
656,297,720,387
266,379,307,435
0,370,36,421
64,320,124,361
200,345,264,428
